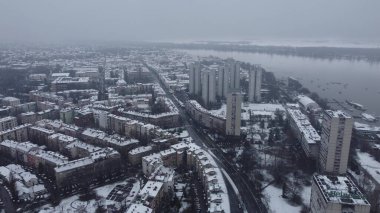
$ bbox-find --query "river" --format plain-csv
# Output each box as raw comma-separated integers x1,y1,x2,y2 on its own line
181,49,380,117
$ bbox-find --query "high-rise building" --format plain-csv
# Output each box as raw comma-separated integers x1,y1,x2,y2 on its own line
217,66,229,99
248,68,262,102
201,70,216,106
98,66,107,100
310,174,370,213
201,71,208,105
229,62,240,91
248,69,256,103
226,92,241,136
189,63,195,94
254,69,262,102
319,110,353,175
209,69,216,104
189,62,202,96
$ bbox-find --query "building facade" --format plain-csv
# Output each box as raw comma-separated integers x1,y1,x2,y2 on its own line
0,116,17,131
229,62,240,91
248,68,262,103
226,92,241,136
201,70,216,106
287,108,320,158
189,62,201,96
319,110,353,175
217,65,229,99
185,100,226,134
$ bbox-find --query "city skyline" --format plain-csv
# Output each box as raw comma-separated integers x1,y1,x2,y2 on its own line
0,1,379,212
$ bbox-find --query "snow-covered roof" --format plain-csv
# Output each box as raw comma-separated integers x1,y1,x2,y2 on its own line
35,150,69,165
325,110,351,119
287,108,320,144
82,128,139,147
356,151,380,185
163,142,231,213
2,96,20,102
297,95,321,111
126,203,152,213
107,113,129,121
52,76,89,84
209,102,285,121
188,100,225,120
54,157,93,173
149,165,175,184
0,124,31,135
170,142,189,151
0,139,19,148
51,73,70,77
138,180,164,199
123,97,179,119
36,119,80,131
0,166,12,182
15,141,39,153
361,113,376,122
160,148,176,157
49,133,77,143
65,140,102,153
55,146,119,173
5,164,24,174
19,171,37,184
353,122,380,133
90,147,120,160
142,153,162,165
29,126,55,135
0,116,16,123
313,174,370,205
129,146,152,155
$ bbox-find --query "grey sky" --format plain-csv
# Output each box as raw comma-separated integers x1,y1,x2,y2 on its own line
0,0,379,44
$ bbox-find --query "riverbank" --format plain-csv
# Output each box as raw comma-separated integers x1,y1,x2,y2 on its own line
180,49,380,117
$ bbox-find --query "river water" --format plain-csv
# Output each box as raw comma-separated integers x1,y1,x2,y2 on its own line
181,49,380,117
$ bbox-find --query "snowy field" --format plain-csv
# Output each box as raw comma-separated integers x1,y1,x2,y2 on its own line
264,185,302,213
38,179,139,212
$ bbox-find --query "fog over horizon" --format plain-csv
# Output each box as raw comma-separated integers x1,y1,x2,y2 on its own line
1,0,380,46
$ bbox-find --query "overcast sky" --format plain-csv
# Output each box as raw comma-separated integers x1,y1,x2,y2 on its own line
1,0,379,44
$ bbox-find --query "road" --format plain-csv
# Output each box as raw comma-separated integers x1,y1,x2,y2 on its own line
144,62,267,213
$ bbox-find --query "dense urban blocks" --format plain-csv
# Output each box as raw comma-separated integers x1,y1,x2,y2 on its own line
0,46,378,213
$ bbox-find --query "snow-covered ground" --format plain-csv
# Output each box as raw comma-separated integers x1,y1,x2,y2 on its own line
179,201,191,212
301,186,311,206
209,103,284,121
39,194,97,213
38,179,139,212
234,146,244,160
264,185,302,213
